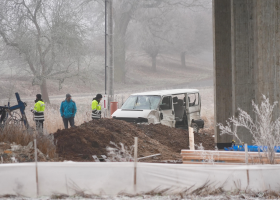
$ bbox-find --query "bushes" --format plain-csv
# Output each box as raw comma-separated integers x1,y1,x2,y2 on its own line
217,95,280,164
0,124,57,159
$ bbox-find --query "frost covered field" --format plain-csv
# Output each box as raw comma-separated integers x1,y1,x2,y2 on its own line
0,87,214,133
0,193,277,200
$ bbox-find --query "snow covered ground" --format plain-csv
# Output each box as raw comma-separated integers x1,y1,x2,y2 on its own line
0,194,273,200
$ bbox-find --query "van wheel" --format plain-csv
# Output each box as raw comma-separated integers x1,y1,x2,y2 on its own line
191,123,198,133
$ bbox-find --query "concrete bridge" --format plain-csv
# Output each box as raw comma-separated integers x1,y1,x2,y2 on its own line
214,0,280,147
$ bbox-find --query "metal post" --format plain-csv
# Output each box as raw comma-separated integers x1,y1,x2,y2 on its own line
105,0,107,95
108,0,114,111
134,137,138,192
34,139,39,197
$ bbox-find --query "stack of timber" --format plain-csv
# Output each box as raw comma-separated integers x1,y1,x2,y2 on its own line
181,150,280,165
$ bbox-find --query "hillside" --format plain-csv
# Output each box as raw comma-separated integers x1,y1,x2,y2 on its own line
0,51,213,99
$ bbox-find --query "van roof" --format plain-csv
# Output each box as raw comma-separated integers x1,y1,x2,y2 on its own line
132,89,199,96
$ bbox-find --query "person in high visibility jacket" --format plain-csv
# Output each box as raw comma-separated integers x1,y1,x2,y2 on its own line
32,94,45,130
92,94,102,119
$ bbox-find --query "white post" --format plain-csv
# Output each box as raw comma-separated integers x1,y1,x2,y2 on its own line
245,143,248,164
189,127,195,150
103,95,108,118
134,137,138,192
245,143,250,186
34,139,39,197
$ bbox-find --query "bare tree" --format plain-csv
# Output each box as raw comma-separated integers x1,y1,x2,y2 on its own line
138,7,173,71
217,95,280,164
167,5,212,68
112,0,206,82
0,0,86,103
171,11,196,68
83,0,208,83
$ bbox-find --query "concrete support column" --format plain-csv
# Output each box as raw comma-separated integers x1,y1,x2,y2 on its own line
213,0,233,148
231,0,254,144
214,0,280,147
254,0,280,119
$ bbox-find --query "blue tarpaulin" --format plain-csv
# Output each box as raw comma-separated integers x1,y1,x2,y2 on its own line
224,145,280,152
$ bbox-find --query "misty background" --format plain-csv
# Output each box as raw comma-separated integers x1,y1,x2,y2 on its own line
0,0,213,104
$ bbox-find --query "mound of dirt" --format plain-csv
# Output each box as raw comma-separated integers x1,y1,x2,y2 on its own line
194,129,215,150
136,124,189,153
53,119,214,162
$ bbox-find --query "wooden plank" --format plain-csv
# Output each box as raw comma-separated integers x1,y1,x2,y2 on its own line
182,156,245,162
181,149,280,164
182,154,280,160
183,160,278,164
181,150,280,157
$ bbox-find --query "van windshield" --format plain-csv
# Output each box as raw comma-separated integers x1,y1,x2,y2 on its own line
122,95,161,110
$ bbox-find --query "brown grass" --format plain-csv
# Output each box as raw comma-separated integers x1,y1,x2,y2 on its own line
25,104,91,134
0,124,57,159
0,124,33,146
37,135,57,159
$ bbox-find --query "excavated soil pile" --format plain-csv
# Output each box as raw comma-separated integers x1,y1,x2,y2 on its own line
194,129,215,150
137,124,215,151
54,119,214,162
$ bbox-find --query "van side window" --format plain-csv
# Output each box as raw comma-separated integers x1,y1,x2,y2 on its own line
160,96,172,110
188,93,199,107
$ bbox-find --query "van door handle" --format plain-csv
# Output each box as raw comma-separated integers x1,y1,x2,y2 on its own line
172,111,174,115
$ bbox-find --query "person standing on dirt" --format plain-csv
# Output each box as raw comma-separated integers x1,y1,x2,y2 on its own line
32,94,45,131
60,94,77,129
92,94,102,119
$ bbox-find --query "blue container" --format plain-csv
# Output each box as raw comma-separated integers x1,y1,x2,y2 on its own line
224,145,280,152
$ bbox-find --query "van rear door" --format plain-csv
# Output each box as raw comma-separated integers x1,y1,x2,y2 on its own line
186,93,201,125
159,96,175,127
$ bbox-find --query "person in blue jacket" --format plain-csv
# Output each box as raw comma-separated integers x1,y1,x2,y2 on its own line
60,93,77,129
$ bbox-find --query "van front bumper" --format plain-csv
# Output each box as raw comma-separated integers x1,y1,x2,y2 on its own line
112,117,148,123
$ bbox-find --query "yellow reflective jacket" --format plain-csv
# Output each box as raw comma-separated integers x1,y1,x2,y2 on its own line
34,100,45,121
34,101,45,112
92,100,101,119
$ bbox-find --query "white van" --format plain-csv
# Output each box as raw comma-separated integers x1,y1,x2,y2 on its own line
112,89,204,130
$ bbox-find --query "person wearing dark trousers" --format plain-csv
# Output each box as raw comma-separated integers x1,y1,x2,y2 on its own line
92,94,102,119
31,94,45,133
60,94,77,129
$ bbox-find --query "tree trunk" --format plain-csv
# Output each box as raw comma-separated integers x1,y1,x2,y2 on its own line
181,51,186,67
113,10,132,83
40,79,50,103
152,56,157,72
114,33,126,83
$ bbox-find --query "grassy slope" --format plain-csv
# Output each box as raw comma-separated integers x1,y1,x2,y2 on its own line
0,51,213,98
0,51,214,131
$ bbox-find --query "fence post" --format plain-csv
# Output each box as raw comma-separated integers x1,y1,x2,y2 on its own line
134,137,138,192
245,143,248,164
245,143,250,186
189,127,195,150
34,139,39,197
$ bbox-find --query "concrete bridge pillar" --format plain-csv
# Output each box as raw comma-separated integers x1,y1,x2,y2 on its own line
214,0,280,147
